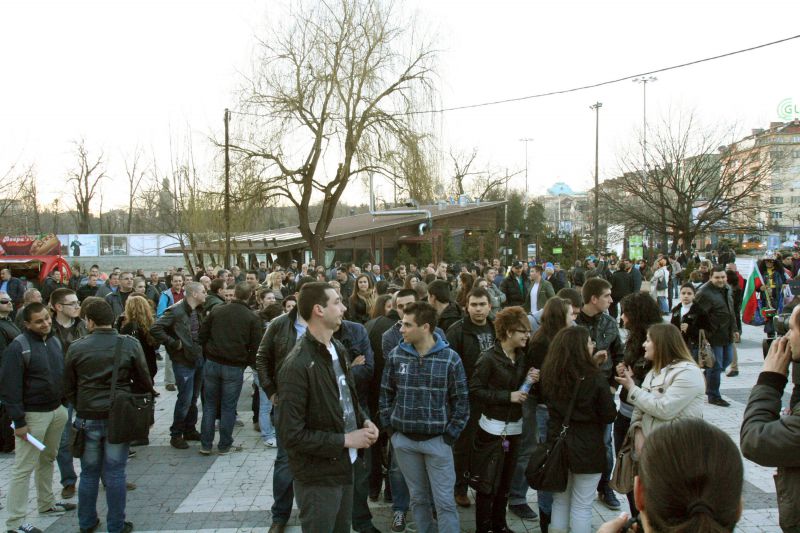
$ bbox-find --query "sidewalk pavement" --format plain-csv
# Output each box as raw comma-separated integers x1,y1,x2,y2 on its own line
0,322,785,532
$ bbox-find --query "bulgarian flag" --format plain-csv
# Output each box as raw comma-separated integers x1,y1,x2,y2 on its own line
742,267,765,325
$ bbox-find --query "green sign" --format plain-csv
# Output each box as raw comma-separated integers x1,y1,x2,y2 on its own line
553,247,563,254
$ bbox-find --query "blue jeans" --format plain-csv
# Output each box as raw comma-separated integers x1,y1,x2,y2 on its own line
535,404,553,514
200,359,244,450
598,422,614,488
271,406,295,525
76,418,130,533
57,404,77,488
706,343,734,401
253,374,275,442
509,396,538,506
657,296,669,314
392,432,459,533
389,441,410,513
171,361,203,438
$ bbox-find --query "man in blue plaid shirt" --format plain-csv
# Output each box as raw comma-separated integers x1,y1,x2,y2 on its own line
380,301,469,533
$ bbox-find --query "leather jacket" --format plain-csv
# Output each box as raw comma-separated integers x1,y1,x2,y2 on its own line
255,308,300,399
149,300,204,368
64,329,153,420
695,282,735,346
575,309,624,388
469,343,527,422
276,331,366,486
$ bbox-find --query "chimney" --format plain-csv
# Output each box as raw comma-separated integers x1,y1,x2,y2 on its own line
770,122,784,129
751,128,765,136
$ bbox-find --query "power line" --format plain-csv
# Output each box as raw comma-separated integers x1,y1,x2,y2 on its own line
398,33,800,116
228,33,800,119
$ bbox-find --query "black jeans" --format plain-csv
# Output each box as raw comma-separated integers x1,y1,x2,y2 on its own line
294,480,353,533
474,428,520,533
454,400,481,495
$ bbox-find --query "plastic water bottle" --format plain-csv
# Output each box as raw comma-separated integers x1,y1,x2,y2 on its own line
519,375,535,394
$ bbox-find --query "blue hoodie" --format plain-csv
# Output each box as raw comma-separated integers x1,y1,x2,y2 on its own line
379,333,469,445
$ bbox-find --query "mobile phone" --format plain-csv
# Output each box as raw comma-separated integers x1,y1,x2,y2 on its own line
621,516,641,532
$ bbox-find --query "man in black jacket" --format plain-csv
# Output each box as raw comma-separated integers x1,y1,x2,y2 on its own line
609,260,634,319
198,282,262,455
0,290,21,453
696,265,737,407
64,299,151,533
500,261,529,308
0,302,75,533
575,277,623,511
150,281,207,449
50,288,89,500
0,268,25,311
446,287,495,508
105,272,135,321
276,282,378,532
255,276,314,533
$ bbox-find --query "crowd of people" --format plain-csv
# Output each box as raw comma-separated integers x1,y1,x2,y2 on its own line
0,246,798,533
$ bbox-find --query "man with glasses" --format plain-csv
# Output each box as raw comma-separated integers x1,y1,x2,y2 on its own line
49,288,88,500
0,290,21,453
0,269,24,311
105,272,135,321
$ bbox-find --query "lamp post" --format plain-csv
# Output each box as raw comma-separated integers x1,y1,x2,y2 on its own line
520,138,534,199
632,77,657,170
590,101,602,253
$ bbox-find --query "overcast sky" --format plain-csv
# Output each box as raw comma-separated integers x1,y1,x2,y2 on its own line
1,0,797,211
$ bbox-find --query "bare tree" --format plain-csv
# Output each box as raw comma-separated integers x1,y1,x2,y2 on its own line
67,140,106,233
0,163,32,233
600,113,784,254
123,147,148,233
18,166,41,234
448,148,518,201
232,0,436,259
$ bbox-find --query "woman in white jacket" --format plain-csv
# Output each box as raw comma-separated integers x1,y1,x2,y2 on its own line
615,322,705,454
650,258,670,315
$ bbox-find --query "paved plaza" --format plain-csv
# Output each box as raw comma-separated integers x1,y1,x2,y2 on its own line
0,322,788,532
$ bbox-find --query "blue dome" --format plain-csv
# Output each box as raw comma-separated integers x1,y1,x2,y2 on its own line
547,182,574,196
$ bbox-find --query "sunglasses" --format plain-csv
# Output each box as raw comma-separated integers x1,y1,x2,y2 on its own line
0,299,11,304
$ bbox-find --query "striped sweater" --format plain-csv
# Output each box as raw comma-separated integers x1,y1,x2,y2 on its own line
379,333,469,445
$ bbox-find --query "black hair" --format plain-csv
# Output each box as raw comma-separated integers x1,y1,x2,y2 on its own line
83,299,115,327
23,302,48,322
427,280,451,304
297,282,334,321
402,301,437,333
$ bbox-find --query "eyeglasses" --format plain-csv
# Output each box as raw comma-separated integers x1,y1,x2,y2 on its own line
0,299,11,304
512,329,531,335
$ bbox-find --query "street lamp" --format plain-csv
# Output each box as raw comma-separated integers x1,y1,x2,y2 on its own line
590,101,602,253
632,77,657,170
519,138,533,198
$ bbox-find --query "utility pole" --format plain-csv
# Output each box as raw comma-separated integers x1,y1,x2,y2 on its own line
633,77,657,170
224,108,231,269
519,138,533,199
590,102,602,253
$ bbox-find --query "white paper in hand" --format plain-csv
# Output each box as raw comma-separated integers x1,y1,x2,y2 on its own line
9,422,46,451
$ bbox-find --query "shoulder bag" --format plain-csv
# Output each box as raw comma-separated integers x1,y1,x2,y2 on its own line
525,377,583,492
610,427,637,493
107,337,154,444
697,330,716,369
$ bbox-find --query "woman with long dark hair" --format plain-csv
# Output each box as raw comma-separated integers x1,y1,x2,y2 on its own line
469,306,535,533
348,273,375,324
525,297,572,530
616,323,704,447
540,327,617,533
613,291,662,515
455,272,475,311
597,419,742,533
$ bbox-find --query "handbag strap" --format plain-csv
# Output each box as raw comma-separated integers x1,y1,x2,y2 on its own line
559,376,584,437
109,337,125,401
